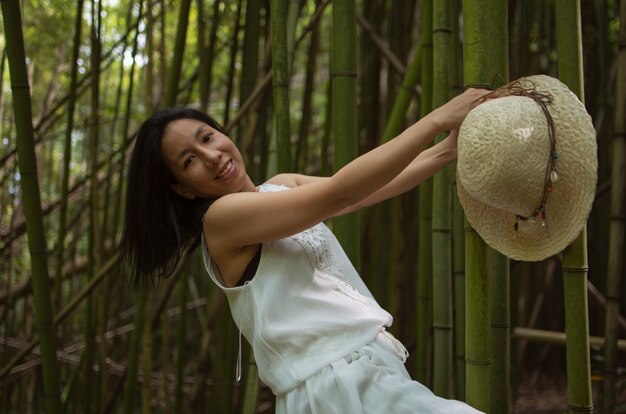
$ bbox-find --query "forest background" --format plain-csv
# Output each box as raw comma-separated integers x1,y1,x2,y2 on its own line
0,0,624,413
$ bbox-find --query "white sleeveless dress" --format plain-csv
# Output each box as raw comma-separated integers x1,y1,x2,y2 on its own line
202,183,484,413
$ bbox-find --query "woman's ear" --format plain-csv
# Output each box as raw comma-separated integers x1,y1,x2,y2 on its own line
170,183,196,199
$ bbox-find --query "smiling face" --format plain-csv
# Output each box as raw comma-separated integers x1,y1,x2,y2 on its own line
160,118,255,199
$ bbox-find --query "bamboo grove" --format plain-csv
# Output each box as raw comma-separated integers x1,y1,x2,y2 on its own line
0,0,624,413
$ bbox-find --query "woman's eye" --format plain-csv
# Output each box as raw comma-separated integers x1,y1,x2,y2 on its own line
184,156,193,168
202,132,213,143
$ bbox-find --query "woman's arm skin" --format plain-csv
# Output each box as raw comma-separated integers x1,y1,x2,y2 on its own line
268,130,458,215
204,89,486,284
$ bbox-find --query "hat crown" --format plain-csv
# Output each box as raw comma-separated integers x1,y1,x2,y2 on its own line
458,96,550,217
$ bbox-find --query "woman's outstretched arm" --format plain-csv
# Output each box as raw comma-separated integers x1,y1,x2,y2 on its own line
270,130,459,216
203,89,486,260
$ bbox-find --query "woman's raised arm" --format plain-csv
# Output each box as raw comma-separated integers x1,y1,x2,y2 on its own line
203,88,487,254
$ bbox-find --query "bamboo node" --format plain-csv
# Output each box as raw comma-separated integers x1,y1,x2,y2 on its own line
562,266,590,273
10,83,30,90
464,83,491,90
491,322,511,328
464,357,491,365
567,403,593,413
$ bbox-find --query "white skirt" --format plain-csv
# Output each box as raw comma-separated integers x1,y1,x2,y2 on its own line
275,332,484,414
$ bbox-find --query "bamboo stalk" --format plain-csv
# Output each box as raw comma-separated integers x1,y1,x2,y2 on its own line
332,0,359,264
489,249,511,413
199,0,221,113
164,0,191,107
223,0,243,126
462,0,500,409
416,0,434,386
602,1,626,411
122,290,147,414
0,1,62,412
484,2,511,410
449,0,465,400
452,183,466,400
556,1,594,412
54,0,84,311
270,0,292,172
432,0,454,398
237,0,261,148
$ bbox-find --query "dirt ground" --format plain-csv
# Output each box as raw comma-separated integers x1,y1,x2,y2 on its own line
513,379,620,414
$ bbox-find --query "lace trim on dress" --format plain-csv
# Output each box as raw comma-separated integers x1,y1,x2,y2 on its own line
261,182,369,304
291,224,369,305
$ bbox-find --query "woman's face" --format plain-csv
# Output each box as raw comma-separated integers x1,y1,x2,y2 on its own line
161,118,253,199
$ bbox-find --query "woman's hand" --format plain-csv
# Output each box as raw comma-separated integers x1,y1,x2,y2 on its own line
429,88,491,131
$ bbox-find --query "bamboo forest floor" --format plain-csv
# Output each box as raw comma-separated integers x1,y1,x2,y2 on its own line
513,376,608,413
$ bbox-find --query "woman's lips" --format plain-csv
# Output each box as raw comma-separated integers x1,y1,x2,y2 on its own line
216,160,234,180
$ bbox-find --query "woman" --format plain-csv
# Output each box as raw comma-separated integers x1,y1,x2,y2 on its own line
121,88,488,413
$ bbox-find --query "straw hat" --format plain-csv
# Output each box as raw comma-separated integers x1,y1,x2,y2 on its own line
456,75,597,261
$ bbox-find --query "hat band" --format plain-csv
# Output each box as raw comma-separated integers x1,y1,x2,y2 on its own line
484,79,559,238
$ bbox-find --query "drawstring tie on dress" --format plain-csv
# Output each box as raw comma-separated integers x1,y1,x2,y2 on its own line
379,327,409,363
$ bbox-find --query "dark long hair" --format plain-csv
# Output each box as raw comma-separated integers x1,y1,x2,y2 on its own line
120,107,226,287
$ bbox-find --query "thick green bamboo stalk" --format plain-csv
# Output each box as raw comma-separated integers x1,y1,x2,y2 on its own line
452,182,466,400
332,0,359,263
416,0,434,386
462,0,512,408
463,216,490,411
480,2,511,412
602,2,626,411
431,0,453,398
270,0,292,172
165,0,191,107
556,2,594,413
489,248,511,413
449,0,466,400
1,1,62,412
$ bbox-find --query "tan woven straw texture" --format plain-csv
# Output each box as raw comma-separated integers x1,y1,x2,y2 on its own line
457,75,597,261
